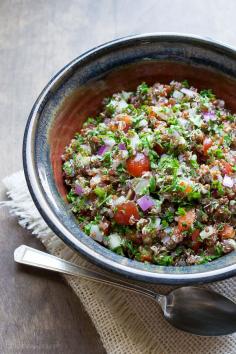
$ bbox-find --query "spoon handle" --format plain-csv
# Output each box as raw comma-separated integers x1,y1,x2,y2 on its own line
14,245,159,301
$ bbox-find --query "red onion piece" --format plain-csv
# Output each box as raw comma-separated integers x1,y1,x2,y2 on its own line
203,111,216,122
97,145,108,155
222,175,234,188
75,184,84,195
104,138,116,147
137,195,155,211
104,118,111,124
118,143,126,150
162,235,171,245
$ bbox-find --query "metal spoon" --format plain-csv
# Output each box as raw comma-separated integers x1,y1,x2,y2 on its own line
14,245,236,336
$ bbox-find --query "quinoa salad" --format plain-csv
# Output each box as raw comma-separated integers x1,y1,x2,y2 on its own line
62,81,236,266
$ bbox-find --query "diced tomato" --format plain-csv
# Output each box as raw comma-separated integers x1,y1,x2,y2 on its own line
114,201,140,225
219,225,235,239
154,143,165,155
178,209,195,232
165,85,172,95
140,254,152,262
203,138,213,155
221,161,233,175
148,110,156,119
182,111,189,118
110,124,117,132
191,229,201,251
126,153,150,177
179,181,192,194
109,114,132,132
119,114,132,131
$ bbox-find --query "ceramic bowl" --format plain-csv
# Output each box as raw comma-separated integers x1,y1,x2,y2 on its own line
23,33,236,284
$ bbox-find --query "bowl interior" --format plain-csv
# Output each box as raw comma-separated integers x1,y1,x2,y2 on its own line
50,60,236,198
30,35,236,283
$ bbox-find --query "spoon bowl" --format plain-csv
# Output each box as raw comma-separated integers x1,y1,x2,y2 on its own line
160,286,236,336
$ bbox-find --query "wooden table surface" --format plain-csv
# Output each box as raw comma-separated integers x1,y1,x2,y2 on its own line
1,1,236,353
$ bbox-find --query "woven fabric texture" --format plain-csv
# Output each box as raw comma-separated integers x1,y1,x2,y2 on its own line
2,171,236,354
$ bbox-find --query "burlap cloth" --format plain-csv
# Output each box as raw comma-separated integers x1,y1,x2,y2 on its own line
2,171,236,354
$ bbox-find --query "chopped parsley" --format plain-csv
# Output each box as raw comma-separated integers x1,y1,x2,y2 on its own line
62,80,236,267
137,82,149,95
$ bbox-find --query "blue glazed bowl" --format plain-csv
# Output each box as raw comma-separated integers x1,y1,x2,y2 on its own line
23,33,236,284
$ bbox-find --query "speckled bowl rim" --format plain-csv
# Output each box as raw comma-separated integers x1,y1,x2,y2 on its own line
23,33,236,284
